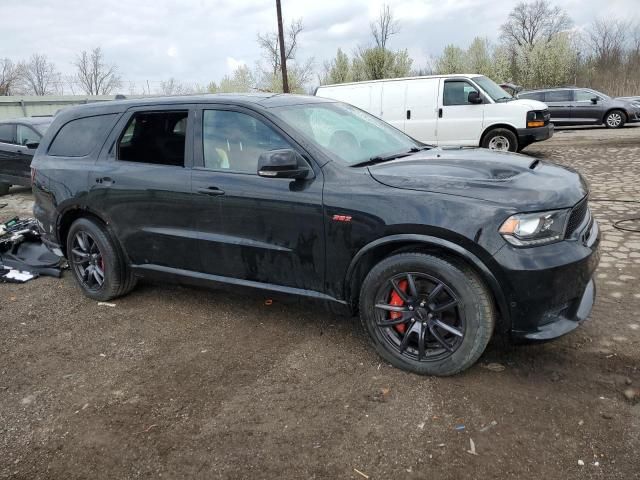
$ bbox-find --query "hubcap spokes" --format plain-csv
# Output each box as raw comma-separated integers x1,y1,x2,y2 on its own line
608,114,621,127
489,136,510,151
71,231,104,290
374,273,464,361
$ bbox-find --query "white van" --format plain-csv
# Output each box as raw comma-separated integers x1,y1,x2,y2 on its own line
315,74,552,152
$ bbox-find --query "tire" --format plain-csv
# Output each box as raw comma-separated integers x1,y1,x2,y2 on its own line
66,217,137,301
359,253,495,376
0,183,10,196
604,109,626,129
481,128,518,152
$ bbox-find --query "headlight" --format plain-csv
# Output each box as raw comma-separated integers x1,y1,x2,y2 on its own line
526,110,545,128
499,209,569,246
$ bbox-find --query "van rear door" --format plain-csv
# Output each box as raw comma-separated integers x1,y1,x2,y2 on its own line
437,79,485,146
404,78,438,143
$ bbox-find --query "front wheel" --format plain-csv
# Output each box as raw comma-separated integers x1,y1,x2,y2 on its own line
604,109,625,129
481,128,518,152
359,253,495,376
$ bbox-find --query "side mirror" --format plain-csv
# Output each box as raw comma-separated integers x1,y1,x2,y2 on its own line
468,91,483,104
258,149,311,179
25,142,39,150
591,97,598,104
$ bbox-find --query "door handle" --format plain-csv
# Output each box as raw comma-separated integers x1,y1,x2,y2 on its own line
96,176,114,185
197,186,225,196
406,109,411,120
438,108,443,118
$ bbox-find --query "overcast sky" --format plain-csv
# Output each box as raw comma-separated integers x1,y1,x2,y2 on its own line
1,0,637,92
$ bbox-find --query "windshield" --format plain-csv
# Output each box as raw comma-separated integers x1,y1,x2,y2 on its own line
270,102,419,166
474,76,513,102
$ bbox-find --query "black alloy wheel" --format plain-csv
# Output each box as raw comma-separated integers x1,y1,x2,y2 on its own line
374,272,464,362
70,230,105,291
360,253,495,376
66,217,137,301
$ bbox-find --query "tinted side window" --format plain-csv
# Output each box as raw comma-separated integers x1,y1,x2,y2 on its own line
575,90,596,102
49,114,116,157
0,124,15,144
544,90,572,102
118,111,188,167
17,125,41,146
443,81,479,106
519,92,544,101
202,110,291,173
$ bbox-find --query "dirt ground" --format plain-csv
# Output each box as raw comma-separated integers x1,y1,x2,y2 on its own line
1,125,639,479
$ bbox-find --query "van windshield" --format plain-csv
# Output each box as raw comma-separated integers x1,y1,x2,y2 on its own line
270,102,420,166
474,76,513,103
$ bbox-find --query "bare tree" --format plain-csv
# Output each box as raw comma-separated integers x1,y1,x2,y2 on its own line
74,47,121,95
18,54,60,96
159,77,192,95
500,0,571,49
0,58,21,95
585,18,628,65
257,18,304,75
371,4,399,50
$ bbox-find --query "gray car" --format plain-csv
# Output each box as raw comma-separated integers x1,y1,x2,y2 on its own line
518,87,640,128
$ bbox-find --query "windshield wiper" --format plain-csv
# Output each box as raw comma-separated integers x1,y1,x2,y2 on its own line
350,151,412,168
351,146,431,168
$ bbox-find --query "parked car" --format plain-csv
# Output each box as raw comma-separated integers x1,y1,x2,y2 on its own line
518,87,640,128
499,82,523,97
31,94,599,376
315,74,553,153
0,117,52,195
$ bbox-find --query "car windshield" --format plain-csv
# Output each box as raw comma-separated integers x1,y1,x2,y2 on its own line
270,102,420,166
474,76,513,102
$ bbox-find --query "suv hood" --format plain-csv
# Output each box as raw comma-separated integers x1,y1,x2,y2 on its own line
368,147,587,211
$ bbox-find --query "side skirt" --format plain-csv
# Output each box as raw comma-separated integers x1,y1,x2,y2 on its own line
131,263,349,306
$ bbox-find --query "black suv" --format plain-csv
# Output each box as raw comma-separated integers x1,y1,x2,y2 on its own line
31,94,600,376
0,117,52,195
518,87,640,128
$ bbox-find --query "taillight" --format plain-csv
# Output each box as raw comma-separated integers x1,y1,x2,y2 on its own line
30,167,36,185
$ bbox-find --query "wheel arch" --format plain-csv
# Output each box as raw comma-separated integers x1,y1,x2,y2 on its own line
602,108,628,124
344,234,510,330
479,123,518,148
57,207,110,257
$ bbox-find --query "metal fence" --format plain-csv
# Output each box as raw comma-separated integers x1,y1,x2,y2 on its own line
0,95,133,120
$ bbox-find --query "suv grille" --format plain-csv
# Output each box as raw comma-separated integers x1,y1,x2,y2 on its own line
565,196,589,237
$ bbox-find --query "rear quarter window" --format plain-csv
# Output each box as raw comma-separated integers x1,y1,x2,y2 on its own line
48,114,117,157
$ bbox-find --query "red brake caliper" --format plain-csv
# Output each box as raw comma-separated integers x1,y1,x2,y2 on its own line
389,280,408,334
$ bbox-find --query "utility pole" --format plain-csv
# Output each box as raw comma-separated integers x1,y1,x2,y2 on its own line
276,0,289,93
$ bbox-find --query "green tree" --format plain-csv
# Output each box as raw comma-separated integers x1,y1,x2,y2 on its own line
434,45,466,74
466,37,494,77
322,48,351,84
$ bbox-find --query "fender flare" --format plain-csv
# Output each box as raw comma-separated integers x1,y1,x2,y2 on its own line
345,234,510,325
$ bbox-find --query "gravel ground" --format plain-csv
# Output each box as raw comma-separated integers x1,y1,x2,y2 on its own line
1,125,639,479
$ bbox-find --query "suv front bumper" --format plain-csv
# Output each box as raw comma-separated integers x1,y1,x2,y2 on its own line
492,218,600,343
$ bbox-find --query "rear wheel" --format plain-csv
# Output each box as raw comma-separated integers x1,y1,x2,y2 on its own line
66,217,136,301
0,183,10,196
481,128,518,152
604,109,625,129
359,253,495,376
